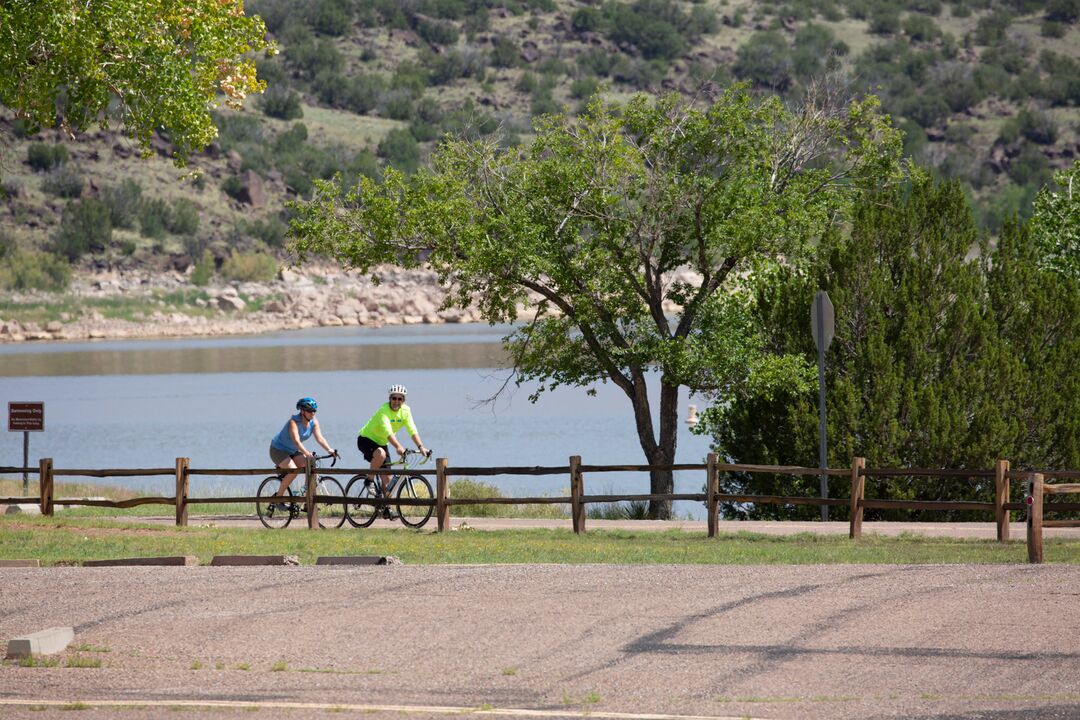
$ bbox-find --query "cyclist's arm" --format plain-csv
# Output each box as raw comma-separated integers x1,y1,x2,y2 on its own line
288,419,312,457
389,435,407,458
311,419,335,455
410,432,428,457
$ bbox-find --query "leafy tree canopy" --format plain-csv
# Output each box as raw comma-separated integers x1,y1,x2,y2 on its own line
1030,158,1080,278
0,0,273,166
704,175,1080,519
289,83,903,518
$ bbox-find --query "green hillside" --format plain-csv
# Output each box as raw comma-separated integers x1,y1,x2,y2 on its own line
2,0,1079,290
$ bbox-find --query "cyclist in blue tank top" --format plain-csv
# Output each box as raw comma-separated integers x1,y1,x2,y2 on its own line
269,397,338,503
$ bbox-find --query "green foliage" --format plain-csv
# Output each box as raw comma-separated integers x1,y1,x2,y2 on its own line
0,250,71,291
447,478,564,518
733,31,793,90
706,176,1080,518
416,18,459,45
289,87,903,518
0,1,271,166
1029,159,1080,278
489,35,520,68
100,180,144,229
26,142,69,171
1045,0,1080,22
220,251,279,282
168,199,200,236
258,86,304,120
40,164,85,198
52,198,111,261
191,249,215,286
377,128,421,174
238,215,289,248
138,197,171,239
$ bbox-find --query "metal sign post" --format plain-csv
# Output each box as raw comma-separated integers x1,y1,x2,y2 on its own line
810,292,834,521
8,402,44,494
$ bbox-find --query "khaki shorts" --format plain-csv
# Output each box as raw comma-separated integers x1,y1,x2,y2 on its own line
269,445,300,466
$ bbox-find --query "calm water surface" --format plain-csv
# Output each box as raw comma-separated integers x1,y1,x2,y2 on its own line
0,324,714,517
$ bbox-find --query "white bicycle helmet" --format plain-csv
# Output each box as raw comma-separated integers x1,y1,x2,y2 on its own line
388,384,407,397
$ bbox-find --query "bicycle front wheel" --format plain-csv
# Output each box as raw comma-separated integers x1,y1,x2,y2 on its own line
396,475,434,528
257,476,294,529
317,476,346,529
345,474,379,528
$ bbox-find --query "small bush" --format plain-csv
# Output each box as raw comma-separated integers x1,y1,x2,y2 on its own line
448,478,565,518
138,198,171,239
41,164,85,198
191,249,215,286
0,251,70,291
258,85,304,120
1046,0,1080,22
167,199,200,236
489,35,519,68
53,198,111,261
417,18,459,45
26,142,69,171
238,216,288,248
221,252,279,282
100,179,143,229
377,129,421,174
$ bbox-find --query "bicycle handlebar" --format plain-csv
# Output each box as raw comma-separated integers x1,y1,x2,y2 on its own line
310,452,339,467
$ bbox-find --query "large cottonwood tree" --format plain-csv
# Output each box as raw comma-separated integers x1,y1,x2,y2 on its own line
289,85,902,518
0,0,271,166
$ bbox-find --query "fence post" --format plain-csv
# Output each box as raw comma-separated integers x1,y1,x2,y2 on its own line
175,457,190,527
848,456,865,539
436,457,450,532
39,458,53,517
995,458,1010,542
570,455,585,534
706,453,718,538
305,455,317,529
1027,473,1044,564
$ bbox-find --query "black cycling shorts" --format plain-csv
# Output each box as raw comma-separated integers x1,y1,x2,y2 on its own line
356,435,390,462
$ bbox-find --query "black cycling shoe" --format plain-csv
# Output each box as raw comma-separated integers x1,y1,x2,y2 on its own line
382,508,397,520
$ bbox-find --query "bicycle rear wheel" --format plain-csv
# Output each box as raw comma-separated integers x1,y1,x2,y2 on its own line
317,476,346,529
257,476,295,529
345,474,379,528
396,475,434,528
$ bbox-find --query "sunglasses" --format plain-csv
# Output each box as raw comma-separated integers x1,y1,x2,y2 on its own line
389,395,405,402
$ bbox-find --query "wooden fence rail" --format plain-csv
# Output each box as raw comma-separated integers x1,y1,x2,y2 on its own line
2,457,1078,551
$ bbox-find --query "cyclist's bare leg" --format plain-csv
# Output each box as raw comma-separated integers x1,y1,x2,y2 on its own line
274,456,299,498
370,448,389,495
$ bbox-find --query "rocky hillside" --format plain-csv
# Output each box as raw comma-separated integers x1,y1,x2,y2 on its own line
1,0,1078,304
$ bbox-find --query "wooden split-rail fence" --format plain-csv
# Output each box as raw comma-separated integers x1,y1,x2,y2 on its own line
2,455,1079,563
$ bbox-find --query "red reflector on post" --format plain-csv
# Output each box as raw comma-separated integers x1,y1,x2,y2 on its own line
1025,496,1034,505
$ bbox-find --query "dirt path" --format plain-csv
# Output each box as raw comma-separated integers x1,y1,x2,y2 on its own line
2,564,1080,720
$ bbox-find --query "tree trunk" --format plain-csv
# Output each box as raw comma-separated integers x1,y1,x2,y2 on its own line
636,379,679,520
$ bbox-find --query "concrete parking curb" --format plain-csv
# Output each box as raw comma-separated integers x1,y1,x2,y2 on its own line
209,555,300,566
83,556,197,567
6,627,73,658
315,556,401,565
0,559,40,567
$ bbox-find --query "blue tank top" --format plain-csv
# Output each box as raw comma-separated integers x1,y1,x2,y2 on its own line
271,413,314,453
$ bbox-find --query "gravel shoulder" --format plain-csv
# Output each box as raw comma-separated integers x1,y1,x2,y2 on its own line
2,563,1080,720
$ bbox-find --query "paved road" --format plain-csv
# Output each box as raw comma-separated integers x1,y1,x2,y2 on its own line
2,564,1080,720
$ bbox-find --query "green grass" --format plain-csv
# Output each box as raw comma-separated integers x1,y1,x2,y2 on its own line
2,514,1078,565
0,289,218,325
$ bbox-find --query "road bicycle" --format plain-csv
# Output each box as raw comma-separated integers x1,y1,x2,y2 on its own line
256,452,346,529
345,449,434,529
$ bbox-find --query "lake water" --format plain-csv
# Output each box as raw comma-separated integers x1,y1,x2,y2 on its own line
0,324,715,518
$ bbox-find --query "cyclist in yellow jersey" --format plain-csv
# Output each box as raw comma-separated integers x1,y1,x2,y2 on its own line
357,384,429,514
